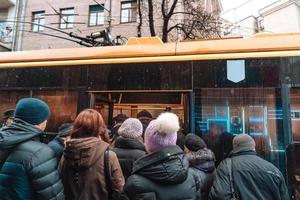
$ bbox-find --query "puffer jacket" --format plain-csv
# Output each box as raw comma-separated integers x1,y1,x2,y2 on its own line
122,146,200,200
186,148,216,200
0,119,64,200
60,137,125,200
112,136,146,180
209,150,290,200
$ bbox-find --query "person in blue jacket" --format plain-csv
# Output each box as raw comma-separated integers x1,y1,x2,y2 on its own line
0,97,64,200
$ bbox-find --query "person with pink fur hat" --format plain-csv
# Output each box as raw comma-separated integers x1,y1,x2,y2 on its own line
121,112,200,200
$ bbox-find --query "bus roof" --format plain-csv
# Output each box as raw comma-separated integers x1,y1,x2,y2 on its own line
1,32,300,67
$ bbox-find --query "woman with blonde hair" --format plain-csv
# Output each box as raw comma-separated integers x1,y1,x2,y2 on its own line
60,109,124,200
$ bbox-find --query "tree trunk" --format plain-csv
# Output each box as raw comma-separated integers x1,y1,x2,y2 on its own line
148,0,156,36
162,19,169,42
137,0,142,37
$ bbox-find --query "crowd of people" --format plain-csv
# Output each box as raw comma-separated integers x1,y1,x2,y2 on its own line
0,97,291,200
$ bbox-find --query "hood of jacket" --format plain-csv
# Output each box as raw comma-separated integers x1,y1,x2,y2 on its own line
133,145,189,184
63,137,109,169
186,148,216,173
114,136,145,151
0,118,43,149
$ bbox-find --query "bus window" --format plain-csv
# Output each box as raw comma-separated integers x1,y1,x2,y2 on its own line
286,143,300,199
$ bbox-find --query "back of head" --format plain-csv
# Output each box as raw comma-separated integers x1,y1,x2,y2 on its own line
144,112,180,153
14,98,50,125
72,109,109,143
113,114,128,125
232,134,256,153
184,133,207,152
3,109,15,120
118,118,143,139
137,110,153,119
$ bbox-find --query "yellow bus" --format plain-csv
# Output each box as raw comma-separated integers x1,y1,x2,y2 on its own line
0,33,300,188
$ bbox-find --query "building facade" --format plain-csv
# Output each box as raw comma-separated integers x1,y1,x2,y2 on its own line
13,0,221,50
221,0,300,36
0,0,18,51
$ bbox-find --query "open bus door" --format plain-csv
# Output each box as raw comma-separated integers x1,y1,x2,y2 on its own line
88,91,194,133
89,93,114,128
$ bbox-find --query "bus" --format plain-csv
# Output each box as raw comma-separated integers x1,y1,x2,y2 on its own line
0,33,300,192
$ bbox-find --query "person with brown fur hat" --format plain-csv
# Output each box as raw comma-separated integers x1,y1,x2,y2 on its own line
209,134,289,200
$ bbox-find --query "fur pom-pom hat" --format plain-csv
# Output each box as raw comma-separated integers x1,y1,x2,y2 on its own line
144,112,180,153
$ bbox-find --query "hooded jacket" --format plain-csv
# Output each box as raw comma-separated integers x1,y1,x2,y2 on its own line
122,146,200,200
112,136,146,180
209,149,290,200
0,119,64,200
60,137,125,200
186,148,216,200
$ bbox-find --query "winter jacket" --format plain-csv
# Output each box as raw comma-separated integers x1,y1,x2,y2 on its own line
209,150,290,200
48,135,65,159
186,148,216,200
60,137,125,200
202,132,233,166
112,136,146,180
0,118,64,200
122,145,201,200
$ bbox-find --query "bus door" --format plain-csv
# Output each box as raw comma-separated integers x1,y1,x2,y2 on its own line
90,93,114,128
89,91,194,133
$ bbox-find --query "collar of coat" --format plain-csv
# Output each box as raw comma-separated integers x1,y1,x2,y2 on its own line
114,136,145,151
229,149,256,158
133,145,183,173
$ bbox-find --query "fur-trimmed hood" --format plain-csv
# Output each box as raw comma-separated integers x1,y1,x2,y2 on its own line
186,148,216,173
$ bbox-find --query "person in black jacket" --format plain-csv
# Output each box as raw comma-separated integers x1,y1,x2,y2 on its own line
209,134,289,200
48,123,73,160
122,112,200,200
0,98,64,200
184,134,216,200
113,118,146,180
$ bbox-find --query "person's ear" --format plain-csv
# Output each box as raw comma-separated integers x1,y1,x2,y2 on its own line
35,120,48,131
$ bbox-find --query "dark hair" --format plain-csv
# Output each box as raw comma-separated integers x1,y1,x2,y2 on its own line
113,114,128,124
71,109,110,143
137,110,152,119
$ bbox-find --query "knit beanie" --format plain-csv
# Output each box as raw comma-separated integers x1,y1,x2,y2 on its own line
144,112,180,153
232,134,256,153
185,133,207,152
118,118,143,139
14,98,50,125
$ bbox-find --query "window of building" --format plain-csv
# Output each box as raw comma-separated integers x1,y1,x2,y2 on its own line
60,8,74,29
89,5,105,26
120,1,137,23
32,11,45,32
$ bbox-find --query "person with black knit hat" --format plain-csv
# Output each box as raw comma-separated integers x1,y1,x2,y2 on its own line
209,134,289,200
0,97,64,200
184,134,216,200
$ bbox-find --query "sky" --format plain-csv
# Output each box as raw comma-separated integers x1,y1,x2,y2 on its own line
221,0,278,13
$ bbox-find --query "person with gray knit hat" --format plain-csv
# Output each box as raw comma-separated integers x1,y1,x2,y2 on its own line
118,118,143,139
112,118,146,180
122,112,201,200
210,134,289,200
